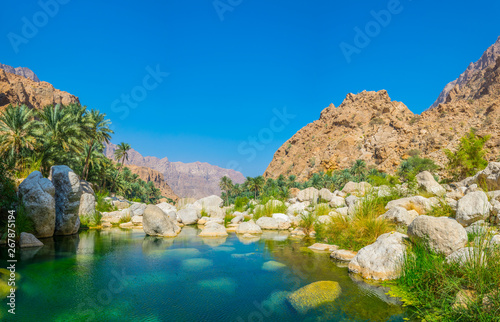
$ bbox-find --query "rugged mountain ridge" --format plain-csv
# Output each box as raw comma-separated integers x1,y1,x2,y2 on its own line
0,63,40,82
104,143,245,199
125,164,179,201
431,36,500,109
0,67,79,110
265,40,500,180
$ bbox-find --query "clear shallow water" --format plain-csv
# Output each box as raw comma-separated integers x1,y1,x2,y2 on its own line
1,227,411,321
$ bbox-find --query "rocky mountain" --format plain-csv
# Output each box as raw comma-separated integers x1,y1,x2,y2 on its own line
430,36,500,109
0,63,40,82
104,143,246,199
265,40,500,180
125,164,179,202
0,67,79,110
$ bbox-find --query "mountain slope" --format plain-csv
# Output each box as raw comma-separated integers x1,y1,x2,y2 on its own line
0,67,79,110
265,44,500,180
104,143,246,199
430,36,500,109
125,164,179,201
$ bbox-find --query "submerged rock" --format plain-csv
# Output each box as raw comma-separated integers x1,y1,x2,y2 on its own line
330,249,357,262
19,232,43,248
287,281,342,314
349,232,407,280
262,261,286,271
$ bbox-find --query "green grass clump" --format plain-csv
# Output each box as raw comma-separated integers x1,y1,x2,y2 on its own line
321,193,396,251
426,198,456,218
314,203,331,217
234,196,249,212
299,212,317,235
253,201,287,220
80,211,103,228
224,214,236,226
118,213,131,224
95,191,117,212
396,232,500,321
15,203,34,236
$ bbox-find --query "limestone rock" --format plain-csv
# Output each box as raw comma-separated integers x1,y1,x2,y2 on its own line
256,217,279,230
456,191,492,226
193,195,223,209
380,206,418,226
348,232,407,280
416,171,446,196
177,208,199,225
49,166,82,236
407,215,467,256
236,221,262,234
18,171,56,238
469,162,500,191
330,249,357,261
142,205,180,237
198,222,228,237
297,187,319,203
342,182,372,196
308,243,338,252
319,188,333,201
386,196,437,213
19,232,43,248
329,196,346,208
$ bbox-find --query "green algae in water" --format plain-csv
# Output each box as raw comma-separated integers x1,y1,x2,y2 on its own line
0,228,411,321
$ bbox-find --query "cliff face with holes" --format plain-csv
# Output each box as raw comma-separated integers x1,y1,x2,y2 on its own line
0,65,79,110
265,38,500,180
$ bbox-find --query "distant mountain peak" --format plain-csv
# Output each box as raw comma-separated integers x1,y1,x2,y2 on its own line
0,63,40,82
430,36,500,109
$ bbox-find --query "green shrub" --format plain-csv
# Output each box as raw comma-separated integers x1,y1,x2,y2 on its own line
426,198,455,218
80,211,103,228
444,128,490,181
234,196,249,212
118,213,131,224
95,191,116,212
299,212,317,235
253,201,287,220
398,155,439,181
224,214,236,227
15,203,34,236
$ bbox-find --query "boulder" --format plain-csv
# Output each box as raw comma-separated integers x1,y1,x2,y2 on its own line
380,206,418,226
236,221,262,234
203,206,225,219
348,232,407,280
193,195,223,209
416,171,445,196
231,215,244,224
113,200,130,210
287,281,341,314
79,180,96,217
345,195,359,208
129,203,147,216
177,208,199,225
49,166,82,236
297,187,319,203
319,188,334,202
156,202,176,214
407,215,467,256
286,202,307,216
142,205,181,237
456,191,492,226
329,196,346,208
308,243,338,252
342,181,372,196
385,196,437,213
198,222,228,237
256,217,279,230
317,215,332,224
469,162,500,191
18,171,56,238
330,249,357,261
131,215,143,225
276,219,291,230
272,213,290,222
335,207,349,216
19,232,43,248
177,197,196,209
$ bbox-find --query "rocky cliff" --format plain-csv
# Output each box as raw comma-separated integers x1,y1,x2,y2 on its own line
0,67,79,110
265,40,500,180
0,63,40,82
125,164,179,202
430,36,500,109
104,143,246,199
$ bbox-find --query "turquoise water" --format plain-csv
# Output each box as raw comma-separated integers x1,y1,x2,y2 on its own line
1,227,412,321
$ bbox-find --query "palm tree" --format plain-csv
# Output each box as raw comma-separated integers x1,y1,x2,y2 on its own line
111,142,131,192
0,105,37,169
254,176,265,198
82,109,113,180
351,159,367,179
286,175,297,188
37,104,84,162
219,176,233,205
245,177,257,199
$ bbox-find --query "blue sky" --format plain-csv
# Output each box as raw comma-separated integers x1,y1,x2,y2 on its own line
1,0,499,176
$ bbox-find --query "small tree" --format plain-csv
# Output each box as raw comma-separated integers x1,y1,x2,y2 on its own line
444,128,490,181
219,176,233,206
